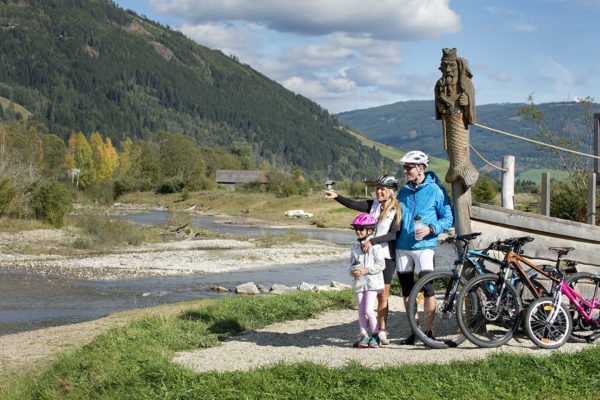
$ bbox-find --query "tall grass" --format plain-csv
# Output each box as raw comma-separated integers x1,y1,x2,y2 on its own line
0,217,48,232
69,214,161,249
2,290,599,399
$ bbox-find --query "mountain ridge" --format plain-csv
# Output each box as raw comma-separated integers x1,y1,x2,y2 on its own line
338,99,600,172
0,0,387,179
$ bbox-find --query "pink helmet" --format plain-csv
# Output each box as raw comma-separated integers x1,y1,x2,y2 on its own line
351,213,378,229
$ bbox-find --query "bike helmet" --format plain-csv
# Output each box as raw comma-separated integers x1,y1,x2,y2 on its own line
400,150,429,166
375,174,399,191
350,213,378,230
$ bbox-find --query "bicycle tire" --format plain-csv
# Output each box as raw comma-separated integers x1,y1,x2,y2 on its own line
564,272,600,343
407,271,467,349
456,273,522,348
525,297,572,349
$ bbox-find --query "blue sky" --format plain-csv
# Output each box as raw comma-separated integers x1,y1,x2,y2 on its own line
113,0,600,113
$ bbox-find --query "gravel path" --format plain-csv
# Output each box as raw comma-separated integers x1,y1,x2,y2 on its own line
173,296,596,372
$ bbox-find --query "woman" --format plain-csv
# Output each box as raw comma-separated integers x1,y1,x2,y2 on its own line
324,175,401,345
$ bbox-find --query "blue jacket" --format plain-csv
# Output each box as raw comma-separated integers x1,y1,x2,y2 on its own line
396,171,453,250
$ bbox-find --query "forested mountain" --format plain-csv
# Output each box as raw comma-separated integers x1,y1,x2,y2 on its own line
338,100,600,172
0,0,387,179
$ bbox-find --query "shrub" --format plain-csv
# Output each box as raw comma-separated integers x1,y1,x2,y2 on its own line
348,181,365,198
0,176,17,216
472,176,498,204
156,177,185,194
30,180,73,227
550,181,585,221
85,181,114,204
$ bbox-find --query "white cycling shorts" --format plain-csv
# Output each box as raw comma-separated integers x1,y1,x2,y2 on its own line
395,249,435,274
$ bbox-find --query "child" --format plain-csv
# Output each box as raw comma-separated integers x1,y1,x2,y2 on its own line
349,213,385,348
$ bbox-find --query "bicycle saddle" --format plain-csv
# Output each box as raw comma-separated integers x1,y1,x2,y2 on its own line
549,246,575,255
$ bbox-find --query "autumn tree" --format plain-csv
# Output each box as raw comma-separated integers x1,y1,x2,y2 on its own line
74,132,95,187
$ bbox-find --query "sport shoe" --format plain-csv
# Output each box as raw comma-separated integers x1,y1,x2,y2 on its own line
378,330,390,345
425,330,437,341
368,336,380,348
401,334,416,345
357,335,370,348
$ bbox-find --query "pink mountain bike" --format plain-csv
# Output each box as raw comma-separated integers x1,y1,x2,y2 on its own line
524,257,600,349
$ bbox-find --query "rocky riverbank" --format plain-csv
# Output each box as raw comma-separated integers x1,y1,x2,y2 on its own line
0,228,347,280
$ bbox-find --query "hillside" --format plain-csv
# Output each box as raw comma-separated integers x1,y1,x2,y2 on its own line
0,0,388,179
338,100,600,174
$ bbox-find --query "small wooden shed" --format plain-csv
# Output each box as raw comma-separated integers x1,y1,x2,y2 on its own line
215,170,269,190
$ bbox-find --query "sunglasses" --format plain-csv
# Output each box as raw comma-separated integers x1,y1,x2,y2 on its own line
403,165,417,171
354,227,367,232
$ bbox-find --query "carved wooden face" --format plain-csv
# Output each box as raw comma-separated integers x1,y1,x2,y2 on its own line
440,58,458,80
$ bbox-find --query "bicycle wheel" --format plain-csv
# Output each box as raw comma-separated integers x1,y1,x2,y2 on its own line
564,272,600,343
456,273,522,348
407,271,466,349
525,297,572,349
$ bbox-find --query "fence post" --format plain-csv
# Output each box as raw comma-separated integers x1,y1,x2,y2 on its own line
501,156,514,210
540,172,551,216
588,173,597,225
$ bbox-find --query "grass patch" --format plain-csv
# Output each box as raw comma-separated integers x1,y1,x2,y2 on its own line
518,168,569,183
2,290,600,399
68,213,161,248
254,230,309,248
120,190,361,229
1,291,354,399
0,217,48,232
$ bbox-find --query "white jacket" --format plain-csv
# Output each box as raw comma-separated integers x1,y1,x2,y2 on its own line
349,238,385,292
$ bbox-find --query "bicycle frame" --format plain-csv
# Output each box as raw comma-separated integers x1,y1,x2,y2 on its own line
502,251,562,299
560,279,600,323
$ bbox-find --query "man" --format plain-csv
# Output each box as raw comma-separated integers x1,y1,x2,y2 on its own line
395,150,453,344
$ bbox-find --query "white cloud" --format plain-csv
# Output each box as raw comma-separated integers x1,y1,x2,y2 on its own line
509,20,539,32
476,65,511,83
534,56,577,95
179,22,256,56
146,0,461,112
150,0,461,40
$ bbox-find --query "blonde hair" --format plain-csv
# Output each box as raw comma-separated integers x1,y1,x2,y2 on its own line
378,188,401,225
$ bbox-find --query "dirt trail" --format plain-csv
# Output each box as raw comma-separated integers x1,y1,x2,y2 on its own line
173,296,595,372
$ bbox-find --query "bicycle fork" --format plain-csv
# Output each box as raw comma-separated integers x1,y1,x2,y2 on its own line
545,290,564,326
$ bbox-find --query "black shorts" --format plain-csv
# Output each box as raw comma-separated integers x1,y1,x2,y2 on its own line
382,258,396,285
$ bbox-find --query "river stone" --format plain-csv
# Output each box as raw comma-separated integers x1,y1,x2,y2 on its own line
257,284,269,293
313,284,331,292
210,285,230,293
331,281,351,289
235,282,260,295
298,282,316,291
270,284,295,294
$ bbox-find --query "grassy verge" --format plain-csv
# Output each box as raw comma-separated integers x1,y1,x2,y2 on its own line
2,290,599,400
120,190,359,229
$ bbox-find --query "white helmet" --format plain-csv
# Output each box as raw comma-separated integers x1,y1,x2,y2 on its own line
400,150,429,166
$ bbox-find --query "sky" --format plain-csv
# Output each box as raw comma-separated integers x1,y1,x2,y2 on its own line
112,0,600,114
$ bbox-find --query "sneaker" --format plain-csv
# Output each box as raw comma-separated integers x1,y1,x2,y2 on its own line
357,335,370,348
368,336,380,348
378,330,390,345
400,334,416,345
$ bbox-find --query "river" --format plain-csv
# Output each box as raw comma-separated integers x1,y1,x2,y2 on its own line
0,211,455,336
